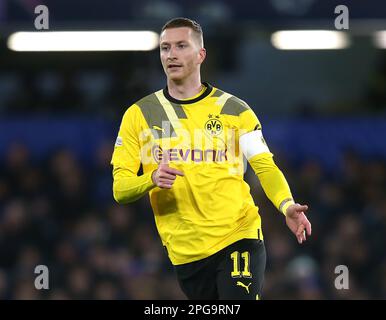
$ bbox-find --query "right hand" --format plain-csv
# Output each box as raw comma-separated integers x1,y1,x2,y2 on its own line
151,152,184,189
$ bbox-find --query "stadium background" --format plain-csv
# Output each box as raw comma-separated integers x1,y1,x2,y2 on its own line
1,0,386,299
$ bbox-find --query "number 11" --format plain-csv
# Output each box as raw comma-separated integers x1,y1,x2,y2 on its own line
230,251,252,278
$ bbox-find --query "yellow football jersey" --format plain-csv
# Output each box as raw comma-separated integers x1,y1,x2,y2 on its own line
111,83,293,265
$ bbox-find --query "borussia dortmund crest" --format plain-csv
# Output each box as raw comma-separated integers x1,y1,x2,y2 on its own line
205,114,223,136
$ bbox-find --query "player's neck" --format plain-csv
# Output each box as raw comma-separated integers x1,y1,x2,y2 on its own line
167,76,203,100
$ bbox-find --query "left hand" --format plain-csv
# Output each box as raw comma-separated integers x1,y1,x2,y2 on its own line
285,203,312,244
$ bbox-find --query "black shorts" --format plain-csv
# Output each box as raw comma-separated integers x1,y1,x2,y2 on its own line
174,238,266,300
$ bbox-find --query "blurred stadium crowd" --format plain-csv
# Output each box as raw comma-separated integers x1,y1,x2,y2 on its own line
1,2,386,298
0,69,153,117
1,134,386,299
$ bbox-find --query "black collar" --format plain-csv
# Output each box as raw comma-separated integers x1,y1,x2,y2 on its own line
163,82,213,104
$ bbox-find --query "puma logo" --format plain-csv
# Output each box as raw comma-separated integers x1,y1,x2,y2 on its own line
152,125,165,133
236,281,252,294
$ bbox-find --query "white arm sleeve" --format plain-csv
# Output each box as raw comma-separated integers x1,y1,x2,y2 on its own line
239,130,270,160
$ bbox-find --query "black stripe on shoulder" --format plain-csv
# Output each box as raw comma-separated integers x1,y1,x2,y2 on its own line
220,96,250,116
211,88,225,98
170,102,188,119
136,93,176,138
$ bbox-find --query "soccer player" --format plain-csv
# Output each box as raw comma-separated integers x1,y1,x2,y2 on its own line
111,17,311,300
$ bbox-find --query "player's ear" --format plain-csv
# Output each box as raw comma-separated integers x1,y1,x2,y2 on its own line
197,47,206,64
